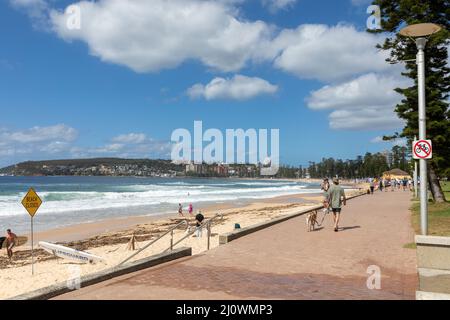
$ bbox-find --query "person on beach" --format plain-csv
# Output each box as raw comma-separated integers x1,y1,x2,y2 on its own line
321,178,330,192
327,178,346,232
5,229,17,260
379,179,383,192
194,211,205,238
369,179,375,194
178,203,183,217
402,177,408,191
188,203,193,216
321,178,330,213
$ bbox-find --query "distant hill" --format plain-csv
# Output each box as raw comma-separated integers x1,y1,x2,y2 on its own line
0,158,184,177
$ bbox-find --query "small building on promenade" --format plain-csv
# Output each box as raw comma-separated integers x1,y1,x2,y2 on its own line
382,168,412,180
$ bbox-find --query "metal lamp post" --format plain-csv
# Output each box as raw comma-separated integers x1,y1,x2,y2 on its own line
399,23,442,235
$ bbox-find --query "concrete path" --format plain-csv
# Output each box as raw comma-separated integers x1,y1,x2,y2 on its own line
56,190,418,300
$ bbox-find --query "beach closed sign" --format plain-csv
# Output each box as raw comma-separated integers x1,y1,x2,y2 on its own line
22,188,42,217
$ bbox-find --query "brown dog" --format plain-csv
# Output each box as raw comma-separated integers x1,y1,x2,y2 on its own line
306,210,318,232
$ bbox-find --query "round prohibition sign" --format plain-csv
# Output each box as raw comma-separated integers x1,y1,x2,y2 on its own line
414,140,432,159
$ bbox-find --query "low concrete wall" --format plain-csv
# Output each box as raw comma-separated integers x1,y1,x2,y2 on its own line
9,247,192,300
415,235,450,298
416,291,450,300
416,235,450,270
418,268,450,295
219,191,366,245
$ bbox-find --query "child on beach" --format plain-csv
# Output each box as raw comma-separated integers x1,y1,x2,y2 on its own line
194,211,205,238
188,203,193,216
321,178,330,214
178,203,183,216
369,180,375,194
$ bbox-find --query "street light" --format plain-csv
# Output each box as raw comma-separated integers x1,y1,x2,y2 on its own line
399,23,442,235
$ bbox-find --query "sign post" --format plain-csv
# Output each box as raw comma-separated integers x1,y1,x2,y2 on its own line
413,138,432,235
413,136,418,198
413,139,432,160
21,188,42,275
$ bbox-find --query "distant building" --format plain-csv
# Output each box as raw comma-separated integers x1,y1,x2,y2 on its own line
383,168,411,180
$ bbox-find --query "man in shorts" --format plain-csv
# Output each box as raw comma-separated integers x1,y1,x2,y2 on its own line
327,178,346,232
5,229,18,260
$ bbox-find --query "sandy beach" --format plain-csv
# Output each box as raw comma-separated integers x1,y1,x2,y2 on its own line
0,187,363,300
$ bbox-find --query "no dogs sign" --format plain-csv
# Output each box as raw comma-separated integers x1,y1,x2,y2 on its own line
413,140,432,160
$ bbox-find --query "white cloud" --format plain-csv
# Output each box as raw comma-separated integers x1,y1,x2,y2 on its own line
307,73,409,110
9,0,49,29
270,24,391,82
0,126,171,166
371,136,408,147
11,1,410,133
306,72,410,130
370,136,385,143
49,0,272,73
111,133,147,144
262,0,297,12
75,133,172,159
15,1,393,85
329,107,403,130
0,124,78,158
187,75,278,100
0,124,77,144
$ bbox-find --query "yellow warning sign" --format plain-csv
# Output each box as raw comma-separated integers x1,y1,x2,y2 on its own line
22,188,42,217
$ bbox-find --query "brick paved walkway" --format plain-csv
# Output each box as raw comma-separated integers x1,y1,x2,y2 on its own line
56,190,418,300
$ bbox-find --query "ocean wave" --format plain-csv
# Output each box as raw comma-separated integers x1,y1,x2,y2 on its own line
0,178,320,218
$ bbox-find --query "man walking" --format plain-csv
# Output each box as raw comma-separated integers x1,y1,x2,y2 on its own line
5,229,18,260
328,178,346,232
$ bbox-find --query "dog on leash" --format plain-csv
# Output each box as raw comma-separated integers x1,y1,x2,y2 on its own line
306,210,319,232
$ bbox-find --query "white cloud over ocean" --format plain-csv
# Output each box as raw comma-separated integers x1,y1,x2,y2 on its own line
306,73,411,130
49,0,272,73
9,0,408,132
0,125,171,166
0,124,78,157
73,134,172,159
187,75,278,100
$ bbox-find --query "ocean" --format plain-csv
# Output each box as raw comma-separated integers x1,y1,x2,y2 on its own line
0,176,321,234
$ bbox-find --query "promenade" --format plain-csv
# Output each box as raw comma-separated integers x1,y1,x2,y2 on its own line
56,190,418,300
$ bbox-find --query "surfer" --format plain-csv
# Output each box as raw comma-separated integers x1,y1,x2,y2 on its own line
5,229,17,260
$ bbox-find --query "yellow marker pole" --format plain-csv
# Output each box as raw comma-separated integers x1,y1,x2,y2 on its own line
31,216,34,275
22,187,42,276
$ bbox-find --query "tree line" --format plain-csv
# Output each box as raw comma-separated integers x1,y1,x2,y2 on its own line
371,0,449,202
306,145,409,179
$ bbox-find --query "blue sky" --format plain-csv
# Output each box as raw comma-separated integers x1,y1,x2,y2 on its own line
0,0,411,167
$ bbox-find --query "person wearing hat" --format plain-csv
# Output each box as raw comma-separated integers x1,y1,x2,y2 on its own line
327,178,346,232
